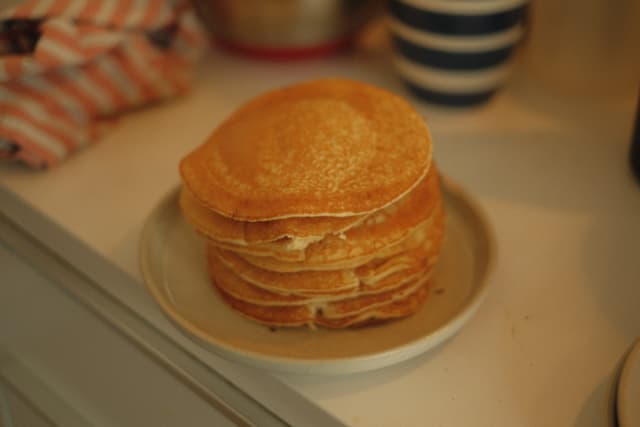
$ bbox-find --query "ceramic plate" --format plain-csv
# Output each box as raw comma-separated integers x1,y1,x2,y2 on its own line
139,177,495,375
618,338,640,427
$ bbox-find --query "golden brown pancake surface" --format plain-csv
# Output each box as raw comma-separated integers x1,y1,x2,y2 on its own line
180,78,432,221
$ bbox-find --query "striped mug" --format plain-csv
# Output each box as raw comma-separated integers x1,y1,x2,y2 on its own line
388,0,528,106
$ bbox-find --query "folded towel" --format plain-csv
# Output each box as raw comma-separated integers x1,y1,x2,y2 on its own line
0,0,206,168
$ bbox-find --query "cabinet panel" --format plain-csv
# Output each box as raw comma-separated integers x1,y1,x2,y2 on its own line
0,243,238,427
1,381,55,427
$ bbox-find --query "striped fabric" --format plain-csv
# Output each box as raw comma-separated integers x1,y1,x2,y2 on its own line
0,0,206,168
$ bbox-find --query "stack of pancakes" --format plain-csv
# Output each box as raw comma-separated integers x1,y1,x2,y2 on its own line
179,79,445,328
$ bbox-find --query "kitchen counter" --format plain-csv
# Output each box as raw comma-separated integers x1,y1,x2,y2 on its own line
1,44,639,426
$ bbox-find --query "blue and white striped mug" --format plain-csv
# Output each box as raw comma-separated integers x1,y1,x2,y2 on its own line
388,0,528,106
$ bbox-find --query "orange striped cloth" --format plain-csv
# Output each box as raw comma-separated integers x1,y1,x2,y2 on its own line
0,0,206,168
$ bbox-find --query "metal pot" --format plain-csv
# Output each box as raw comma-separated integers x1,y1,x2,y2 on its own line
192,0,379,58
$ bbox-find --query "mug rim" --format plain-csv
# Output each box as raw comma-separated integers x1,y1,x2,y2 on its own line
392,0,528,15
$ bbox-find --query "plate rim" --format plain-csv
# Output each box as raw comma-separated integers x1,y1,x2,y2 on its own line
139,176,496,375
617,338,640,427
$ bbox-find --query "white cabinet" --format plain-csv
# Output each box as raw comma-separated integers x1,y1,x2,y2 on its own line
0,242,248,427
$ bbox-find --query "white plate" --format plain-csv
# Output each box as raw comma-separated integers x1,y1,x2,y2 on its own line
618,338,640,427
139,178,495,375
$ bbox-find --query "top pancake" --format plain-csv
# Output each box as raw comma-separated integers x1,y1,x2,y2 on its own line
180,78,432,221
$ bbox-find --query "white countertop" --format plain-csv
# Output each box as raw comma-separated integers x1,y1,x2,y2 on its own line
1,41,639,426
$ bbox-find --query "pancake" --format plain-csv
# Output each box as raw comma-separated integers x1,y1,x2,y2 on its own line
205,166,442,263
210,245,433,300
180,78,432,221
212,234,437,297
210,255,311,306
210,252,360,305
180,188,366,247
238,201,446,272
213,248,360,295
213,278,430,328
356,246,427,286
319,275,428,319
316,283,429,328
357,201,445,285
298,167,440,264
215,286,314,327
